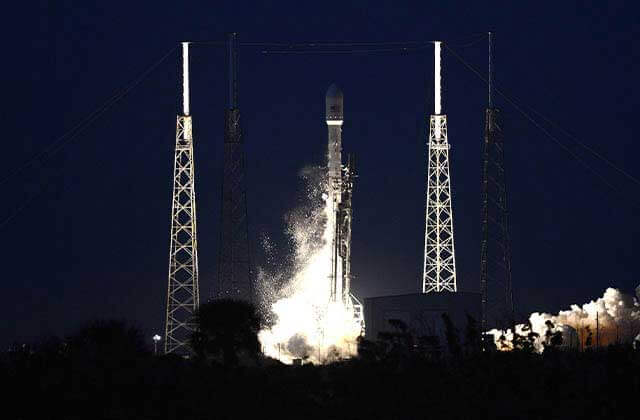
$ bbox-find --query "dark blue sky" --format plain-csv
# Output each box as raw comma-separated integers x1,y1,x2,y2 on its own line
2,1,637,347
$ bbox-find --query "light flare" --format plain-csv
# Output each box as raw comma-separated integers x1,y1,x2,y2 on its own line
434,41,442,115
182,42,190,116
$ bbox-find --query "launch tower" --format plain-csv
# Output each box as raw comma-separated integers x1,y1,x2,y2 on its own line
422,42,458,293
217,33,252,301
165,42,200,355
480,33,514,333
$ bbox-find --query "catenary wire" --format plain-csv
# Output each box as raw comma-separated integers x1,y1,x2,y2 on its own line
0,46,177,189
523,105,640,189
262,45,432,55
0,46,177,230
444,43,640,210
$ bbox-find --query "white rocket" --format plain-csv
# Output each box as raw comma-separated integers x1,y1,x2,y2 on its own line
324,84,365,332
326,84,345,304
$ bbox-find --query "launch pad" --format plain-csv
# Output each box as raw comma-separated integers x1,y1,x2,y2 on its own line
163,36,508,358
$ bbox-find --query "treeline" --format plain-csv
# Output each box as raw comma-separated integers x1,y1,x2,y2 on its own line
2,300,638,420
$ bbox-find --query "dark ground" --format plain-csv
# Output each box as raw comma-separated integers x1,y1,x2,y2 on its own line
3,319,638,420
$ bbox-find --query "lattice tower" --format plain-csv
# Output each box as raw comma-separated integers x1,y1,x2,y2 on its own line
480,33,514,333
217,33,252,301
165,42,200,355
423,41,458,293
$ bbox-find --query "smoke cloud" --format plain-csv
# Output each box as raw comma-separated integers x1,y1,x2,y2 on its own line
257,166,360,364
489,287,640,352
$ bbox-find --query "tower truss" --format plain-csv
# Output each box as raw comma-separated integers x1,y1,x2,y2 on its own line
423,42,458,293
480,33,514,333
165,43,200,355
217,33,252,301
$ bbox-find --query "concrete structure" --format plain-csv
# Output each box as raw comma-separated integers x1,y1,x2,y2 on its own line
364,292,481,343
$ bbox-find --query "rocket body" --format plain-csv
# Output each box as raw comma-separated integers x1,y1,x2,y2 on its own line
326,84,344,303
326,84,344,200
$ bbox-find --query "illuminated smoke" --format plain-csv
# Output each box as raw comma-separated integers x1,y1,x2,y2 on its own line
258,166,360,364
488,287,640,352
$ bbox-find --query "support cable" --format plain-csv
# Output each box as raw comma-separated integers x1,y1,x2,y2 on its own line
0,46,177,230
524,105,640,189
261,45,431,55
0,46,177,188
444,44,640,210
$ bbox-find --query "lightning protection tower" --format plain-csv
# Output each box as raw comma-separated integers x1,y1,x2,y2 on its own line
217,33,252,301
165,42,200,355
423,41,458,293
480,33,514,335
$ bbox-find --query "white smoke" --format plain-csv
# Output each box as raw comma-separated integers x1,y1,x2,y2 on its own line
257,166,360,364
489,287,640,352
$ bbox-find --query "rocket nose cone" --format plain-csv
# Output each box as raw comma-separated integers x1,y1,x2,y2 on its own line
326,83,343,100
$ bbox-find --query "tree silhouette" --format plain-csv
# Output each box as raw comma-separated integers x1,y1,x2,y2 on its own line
377,318,414,361
463,314,481,355
442,313,461,358
585,326,593,349
67,319,147,360
513,320,539,353
543,320,563,350
191,299,263,366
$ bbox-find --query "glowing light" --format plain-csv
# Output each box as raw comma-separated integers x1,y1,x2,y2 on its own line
182,42,190,116
258,167,361,364
326,120,343,126
434,41,441,115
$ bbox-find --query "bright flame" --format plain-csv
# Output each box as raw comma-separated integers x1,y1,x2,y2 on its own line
258,167,360,364
488,287,640,352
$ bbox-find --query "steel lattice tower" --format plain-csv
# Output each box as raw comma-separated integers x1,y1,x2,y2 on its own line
423,41,458,293
480,33,514,334
165,42,200,355
217,33,252,301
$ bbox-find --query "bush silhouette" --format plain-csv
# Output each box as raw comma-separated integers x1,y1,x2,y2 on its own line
191,299,263,366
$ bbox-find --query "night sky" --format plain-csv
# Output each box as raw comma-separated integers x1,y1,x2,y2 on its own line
3,1,637,348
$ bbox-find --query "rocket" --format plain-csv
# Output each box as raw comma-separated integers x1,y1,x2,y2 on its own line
326,84,345,304
324,84,363,331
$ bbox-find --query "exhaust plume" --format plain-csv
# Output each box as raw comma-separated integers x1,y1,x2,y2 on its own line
488,287,640,352
258,166,360,364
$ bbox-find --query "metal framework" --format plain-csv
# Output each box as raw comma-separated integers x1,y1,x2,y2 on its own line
423,42,458,293
165,43,200,355
217,33,252,301
480,33,514,333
